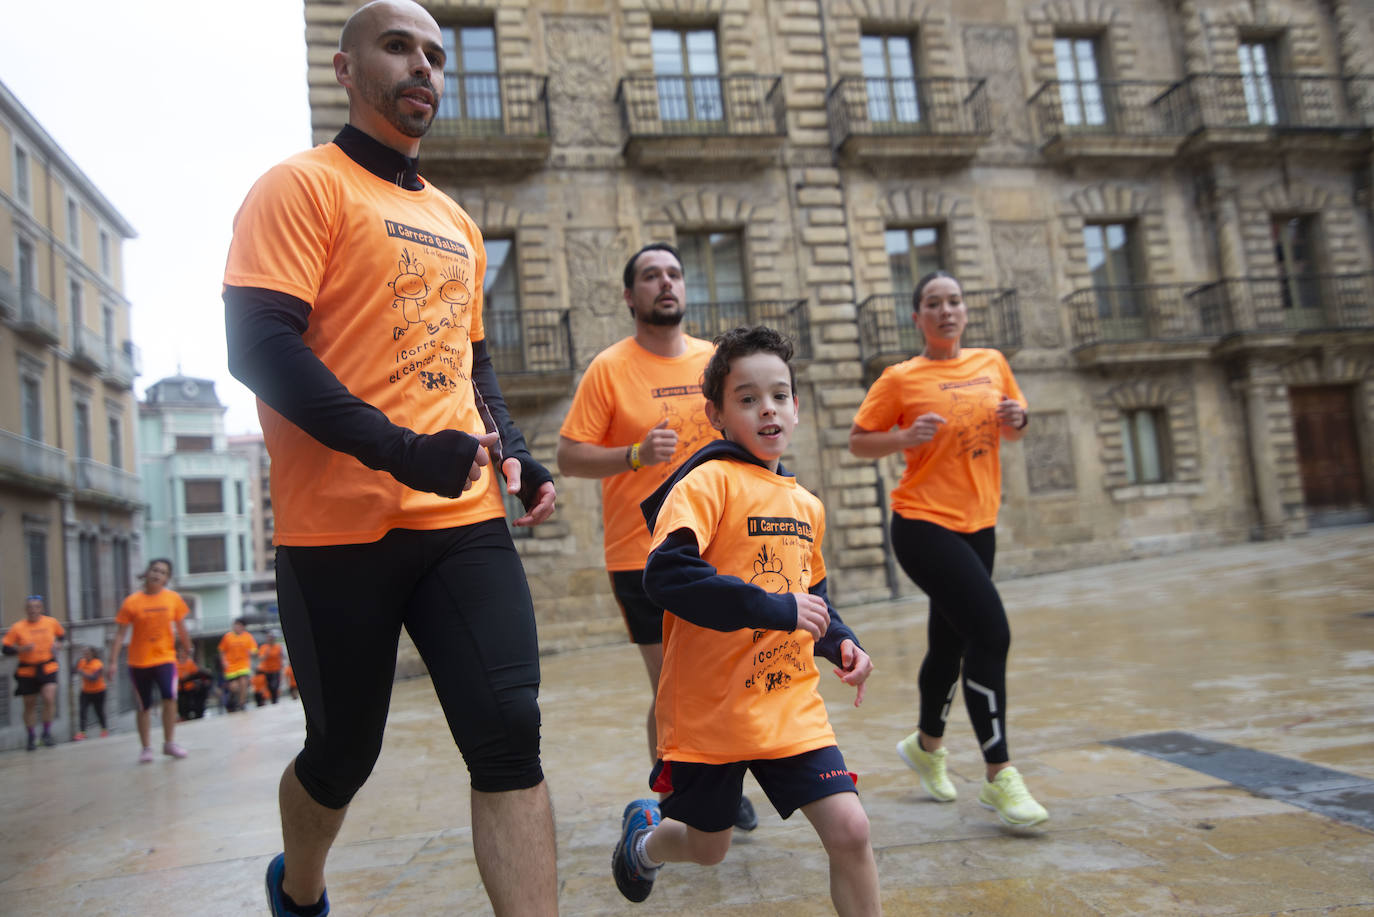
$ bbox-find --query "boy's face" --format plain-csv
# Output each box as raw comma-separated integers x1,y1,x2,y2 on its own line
705,351,798,472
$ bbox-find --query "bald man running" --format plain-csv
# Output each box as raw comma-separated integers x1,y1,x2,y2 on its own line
224,2,558,914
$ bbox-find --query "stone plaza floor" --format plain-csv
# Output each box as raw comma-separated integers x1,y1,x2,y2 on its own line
2,525,1373,915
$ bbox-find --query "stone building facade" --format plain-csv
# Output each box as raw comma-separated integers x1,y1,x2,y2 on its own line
301,0,1374,647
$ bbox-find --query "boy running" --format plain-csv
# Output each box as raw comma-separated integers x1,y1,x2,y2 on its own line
612,326,880,915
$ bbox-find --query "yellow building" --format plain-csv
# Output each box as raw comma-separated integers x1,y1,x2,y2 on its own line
1,78,142,732
300,0,1373,646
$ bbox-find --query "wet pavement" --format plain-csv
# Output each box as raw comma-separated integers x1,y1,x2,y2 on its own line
2,525,1372,915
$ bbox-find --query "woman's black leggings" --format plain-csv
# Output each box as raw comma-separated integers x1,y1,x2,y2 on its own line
890,515,1011,764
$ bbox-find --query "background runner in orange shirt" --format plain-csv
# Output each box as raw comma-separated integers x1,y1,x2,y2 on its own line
110,559,193,764
849,270,1047,828
74,646,109,740
177,647,213,721
218,619,258,713
3,596,65,750
257,631,285,704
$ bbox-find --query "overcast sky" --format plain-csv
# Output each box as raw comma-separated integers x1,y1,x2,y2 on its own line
1,0,313,434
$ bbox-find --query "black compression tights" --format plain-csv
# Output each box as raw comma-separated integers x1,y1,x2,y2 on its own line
890,516,1011,764
276,520,544,809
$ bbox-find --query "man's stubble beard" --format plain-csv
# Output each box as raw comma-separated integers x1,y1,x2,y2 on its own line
359,74,437,139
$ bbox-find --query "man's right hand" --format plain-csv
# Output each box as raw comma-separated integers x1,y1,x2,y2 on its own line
466,432,499,491
639,418,679,466
793,593,830,640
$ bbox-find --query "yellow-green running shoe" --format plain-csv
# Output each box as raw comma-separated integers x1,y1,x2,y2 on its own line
977,766,1049,827
896,732,957,801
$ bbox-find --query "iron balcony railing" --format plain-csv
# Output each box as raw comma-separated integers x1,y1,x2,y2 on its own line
73,457,142,504
18,286,60,343
1028,80,1182,139
485,309,573,375
683,299,812,360
857,289,1021,364
617,75,786,137
827,76,991,142
72,326,107,372
105,340,140,389
1066,282,1223,347
429,73,550,139
1190,272,1374,336
1161,73,1374,132
0,429,71,490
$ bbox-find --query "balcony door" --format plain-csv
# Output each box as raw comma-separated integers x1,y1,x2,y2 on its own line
886,227,944,348
69,277,83,349
483,237,522,370
1272,216,1322,326
1054,36,1107,127
440,26,500,128
679,231,745,334
18,238,35,294
1084,222,1144,337
653,28,723,125
1238,40,1279,125
861,34,920,125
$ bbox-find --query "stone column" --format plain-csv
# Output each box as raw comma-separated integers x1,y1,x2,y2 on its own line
1327,0,1369,78
1173,0,1209,74
1201,162,1255,330
1236,359,1307,539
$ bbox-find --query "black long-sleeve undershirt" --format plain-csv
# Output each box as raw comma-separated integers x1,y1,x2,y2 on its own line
643,529,861,668
224,285,551,507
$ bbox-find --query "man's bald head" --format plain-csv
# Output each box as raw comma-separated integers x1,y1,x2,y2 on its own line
339,0,438,52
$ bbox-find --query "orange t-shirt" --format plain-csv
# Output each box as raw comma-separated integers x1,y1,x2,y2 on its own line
852,348,1026,533
219,631,258,674
257,643,283,673
285,665,296,689
3,616,64,668
559,335,717,570
177,658,200,685
648,459,835,764
223,142,504,546
252,672,269,695
116,590,190,668
77,657,106,693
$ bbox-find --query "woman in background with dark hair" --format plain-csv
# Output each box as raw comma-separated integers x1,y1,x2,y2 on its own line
849,270,1048,828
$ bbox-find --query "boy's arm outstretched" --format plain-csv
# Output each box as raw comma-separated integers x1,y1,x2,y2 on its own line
644,529,829,638
810,577,874,706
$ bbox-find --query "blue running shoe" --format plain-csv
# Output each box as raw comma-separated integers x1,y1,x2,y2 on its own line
266,852,330,916
612,798,661,902
734,795,758,831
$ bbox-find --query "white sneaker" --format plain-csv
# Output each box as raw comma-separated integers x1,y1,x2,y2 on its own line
978,766,1049,827
896,732,957,801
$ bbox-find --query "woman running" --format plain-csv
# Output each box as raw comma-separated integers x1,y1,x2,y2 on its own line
849,270,1048,827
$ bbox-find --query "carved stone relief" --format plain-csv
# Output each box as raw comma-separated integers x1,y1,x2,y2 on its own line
545,15,622,148
990,221,1064,349
1024,411,1077,494
961,25,1033,152
565,227,634,363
